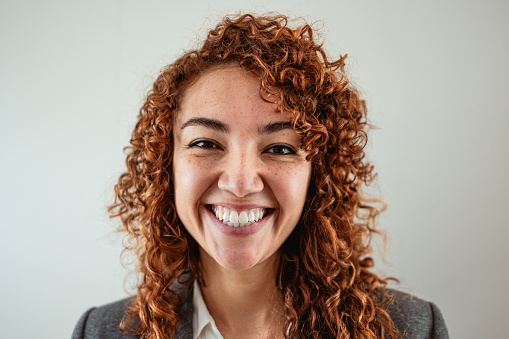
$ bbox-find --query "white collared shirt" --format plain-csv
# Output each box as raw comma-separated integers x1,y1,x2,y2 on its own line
192,280,292,338
192,280,224,339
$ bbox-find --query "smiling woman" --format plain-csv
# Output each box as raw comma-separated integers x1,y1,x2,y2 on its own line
173,66,311,274
72,13,449,339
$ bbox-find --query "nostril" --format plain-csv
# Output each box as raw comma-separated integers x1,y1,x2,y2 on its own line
217,167,264,198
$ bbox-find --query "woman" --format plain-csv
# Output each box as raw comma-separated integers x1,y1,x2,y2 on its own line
73,14,448,339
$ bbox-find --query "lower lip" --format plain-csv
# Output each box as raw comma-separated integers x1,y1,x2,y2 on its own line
206,206,272,236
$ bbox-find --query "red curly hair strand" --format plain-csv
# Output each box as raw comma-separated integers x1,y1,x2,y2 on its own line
110,13,400,338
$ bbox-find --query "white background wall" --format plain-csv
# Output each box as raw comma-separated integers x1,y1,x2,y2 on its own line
1,1,508,338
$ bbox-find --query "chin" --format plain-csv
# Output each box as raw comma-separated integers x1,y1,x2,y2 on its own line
212,249,268,272
220,260,257,272
214,249,263,272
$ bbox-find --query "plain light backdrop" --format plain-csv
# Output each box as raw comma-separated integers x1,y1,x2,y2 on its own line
1,1,508,338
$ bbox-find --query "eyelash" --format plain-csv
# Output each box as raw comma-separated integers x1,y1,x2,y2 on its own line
188,139,220,150
264,144,296,155
188,139,296,155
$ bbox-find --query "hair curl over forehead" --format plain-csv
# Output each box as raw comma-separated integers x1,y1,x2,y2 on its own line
110,13,400,339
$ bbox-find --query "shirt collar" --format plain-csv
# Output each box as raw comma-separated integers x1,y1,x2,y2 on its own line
192,280,223,339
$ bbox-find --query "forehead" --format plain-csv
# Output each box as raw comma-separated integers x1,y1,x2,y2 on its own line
176,66,283,125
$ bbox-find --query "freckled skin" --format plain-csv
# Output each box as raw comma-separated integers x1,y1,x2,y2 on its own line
172,66,312,272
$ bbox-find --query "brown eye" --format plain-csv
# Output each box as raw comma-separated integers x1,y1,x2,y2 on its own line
189,139,221,150
265,144,296,155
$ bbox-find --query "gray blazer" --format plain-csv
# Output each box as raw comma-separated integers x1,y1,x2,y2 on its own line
72,287,449,339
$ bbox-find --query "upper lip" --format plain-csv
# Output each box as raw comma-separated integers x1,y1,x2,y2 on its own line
206,203,274,210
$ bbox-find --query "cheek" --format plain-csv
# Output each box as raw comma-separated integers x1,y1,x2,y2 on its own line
174,156,216,204
273,164,312,206
175,161,195,192
174,158,196,206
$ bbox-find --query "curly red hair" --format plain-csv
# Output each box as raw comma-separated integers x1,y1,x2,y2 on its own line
110,13,400,338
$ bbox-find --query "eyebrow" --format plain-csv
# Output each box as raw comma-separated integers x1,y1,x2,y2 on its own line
180,117,293,134
180,117,229,133
257,121,293,134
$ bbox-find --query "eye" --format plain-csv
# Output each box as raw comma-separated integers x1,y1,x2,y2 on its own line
264,144,296,155
188,139,221,150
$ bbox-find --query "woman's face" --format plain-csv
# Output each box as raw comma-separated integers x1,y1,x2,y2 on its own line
172,66,312,272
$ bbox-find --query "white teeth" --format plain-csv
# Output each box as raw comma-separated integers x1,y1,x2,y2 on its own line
239,211,248,223
210,205,267,228
230,211,239,223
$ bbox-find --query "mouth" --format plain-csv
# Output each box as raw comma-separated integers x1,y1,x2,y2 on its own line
208,205,272,227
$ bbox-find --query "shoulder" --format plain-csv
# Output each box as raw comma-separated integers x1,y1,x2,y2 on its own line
71,285,194,339
71,298,138,339
384,289,449,339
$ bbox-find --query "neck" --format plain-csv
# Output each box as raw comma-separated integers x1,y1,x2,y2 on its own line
198,249,284,337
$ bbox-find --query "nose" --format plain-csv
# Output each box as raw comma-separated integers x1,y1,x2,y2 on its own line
217,147,264,197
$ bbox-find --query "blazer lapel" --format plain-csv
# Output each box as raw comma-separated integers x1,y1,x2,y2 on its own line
173,277,194,338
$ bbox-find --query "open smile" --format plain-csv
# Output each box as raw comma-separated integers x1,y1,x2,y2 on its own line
208,205,272,227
